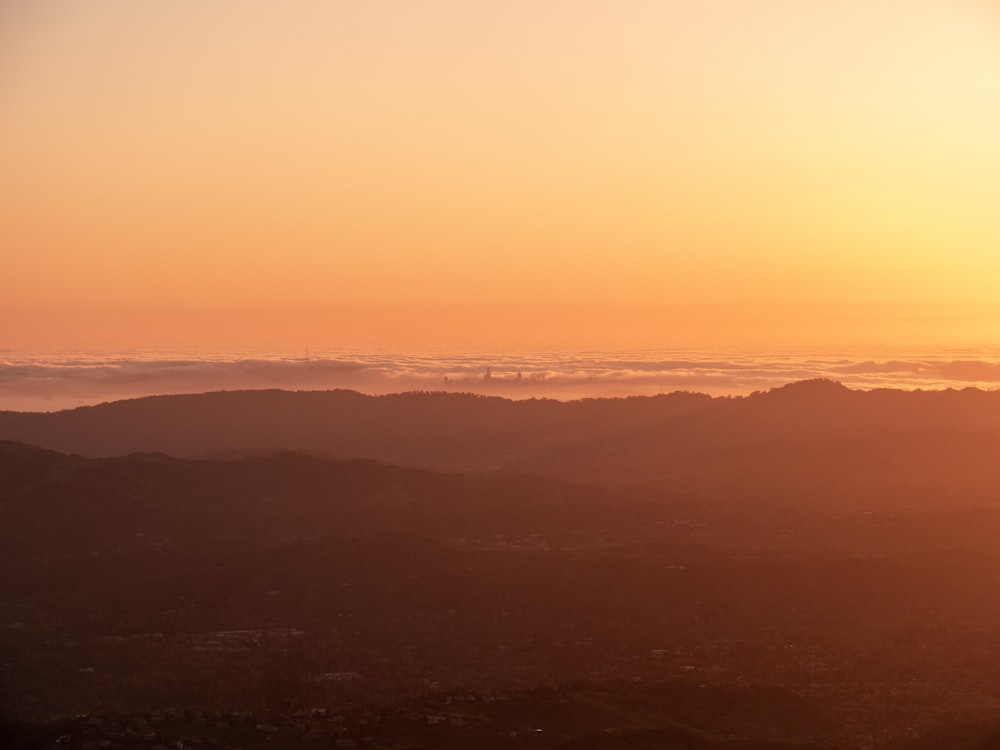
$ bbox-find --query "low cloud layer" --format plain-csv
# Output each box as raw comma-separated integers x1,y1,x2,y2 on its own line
3,349,1000,412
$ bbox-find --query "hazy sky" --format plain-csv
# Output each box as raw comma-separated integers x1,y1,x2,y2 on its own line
3,1,999,350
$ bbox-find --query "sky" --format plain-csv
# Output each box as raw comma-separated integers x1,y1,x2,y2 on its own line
2,0,1000,352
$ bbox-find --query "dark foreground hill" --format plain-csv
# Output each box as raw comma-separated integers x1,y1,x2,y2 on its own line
4,381,1000,509
5,443,1000,747
0,441,631,563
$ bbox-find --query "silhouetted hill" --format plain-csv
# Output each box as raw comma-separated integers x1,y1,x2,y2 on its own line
4,384,1000,509
0,442,636,565
0,389,711,466
0,440,83,494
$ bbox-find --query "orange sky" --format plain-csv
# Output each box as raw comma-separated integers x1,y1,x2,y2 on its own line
2,0,1000,351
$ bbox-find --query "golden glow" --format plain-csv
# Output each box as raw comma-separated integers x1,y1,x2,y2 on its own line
2,1,1000,350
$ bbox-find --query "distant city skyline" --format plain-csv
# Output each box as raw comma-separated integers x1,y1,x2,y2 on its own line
6,347,1000,412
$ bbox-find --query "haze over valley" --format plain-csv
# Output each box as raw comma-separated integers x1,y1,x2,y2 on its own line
6,383,1000,749
5,0,1000,747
